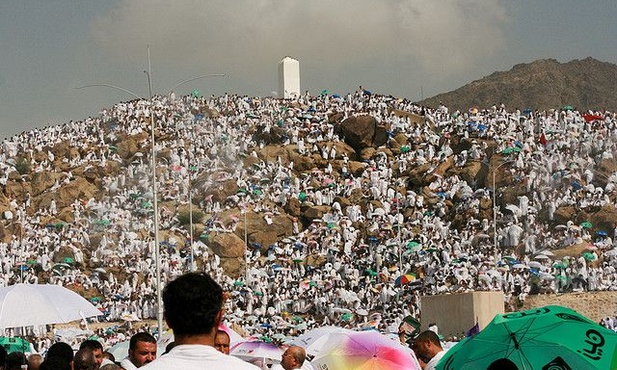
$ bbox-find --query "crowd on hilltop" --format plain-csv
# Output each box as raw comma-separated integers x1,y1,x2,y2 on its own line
1,88,617,351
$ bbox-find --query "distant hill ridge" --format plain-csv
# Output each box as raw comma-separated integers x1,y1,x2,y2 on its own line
419,57,617,113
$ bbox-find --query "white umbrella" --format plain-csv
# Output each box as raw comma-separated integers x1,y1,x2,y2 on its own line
0,283,102,329
231,340,284,361
287,326,351,357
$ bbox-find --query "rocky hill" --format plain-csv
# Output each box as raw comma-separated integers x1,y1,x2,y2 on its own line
419,57,617,112
1,59,617,325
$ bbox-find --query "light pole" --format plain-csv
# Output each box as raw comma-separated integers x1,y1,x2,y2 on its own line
77,46,225,337
492,159,514,251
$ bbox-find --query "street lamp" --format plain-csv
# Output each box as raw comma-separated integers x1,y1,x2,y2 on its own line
77,46,225,337
492,159,514,251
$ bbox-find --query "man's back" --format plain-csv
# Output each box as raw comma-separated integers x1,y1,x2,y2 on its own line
141,344,258,370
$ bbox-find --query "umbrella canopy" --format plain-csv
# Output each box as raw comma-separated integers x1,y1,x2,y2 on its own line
0,337,31,353
287,326,351,357
436,305,617,370
310,330,421,370
394,274,417,286
230,340,284,361
0,284,102,329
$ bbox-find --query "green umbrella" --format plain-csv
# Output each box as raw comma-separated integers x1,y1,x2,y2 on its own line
580,221,593,229
582,252,597,261
0,337,31,353
436,305,617,370
406,241,421,252
365,268,378,277
563,105,574,111
298,192,307,202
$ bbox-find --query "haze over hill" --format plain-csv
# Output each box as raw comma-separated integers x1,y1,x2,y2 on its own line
419,57,617,113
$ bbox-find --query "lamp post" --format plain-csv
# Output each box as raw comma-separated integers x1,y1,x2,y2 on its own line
77,46,225,337
492,159,514,251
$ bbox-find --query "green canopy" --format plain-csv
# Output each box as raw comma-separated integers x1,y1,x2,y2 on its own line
580,221,593,229
406,241,421,249
436,305,617,370
0,337,30,353
501,147,522,154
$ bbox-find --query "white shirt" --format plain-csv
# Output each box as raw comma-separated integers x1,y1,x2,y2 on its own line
120,358,138,370
141,344,259,370
425,350,446,370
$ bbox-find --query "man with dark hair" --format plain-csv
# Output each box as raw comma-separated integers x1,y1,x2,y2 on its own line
39,357,71,370
120,332,157,369
46,342,74,367
0,346,7,370
411,330,445,370
142,272,258,369
6,352,27,370
79,339,104,369
487,358,519,370
73,348,98,370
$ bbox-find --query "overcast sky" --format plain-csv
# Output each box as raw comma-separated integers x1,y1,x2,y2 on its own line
0,0,615,139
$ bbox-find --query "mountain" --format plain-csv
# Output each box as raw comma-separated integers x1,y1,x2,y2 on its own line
418,57,617,112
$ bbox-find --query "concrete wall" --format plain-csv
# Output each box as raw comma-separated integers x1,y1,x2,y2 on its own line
421,292,504,338
420,291,617,339
522,291,617,323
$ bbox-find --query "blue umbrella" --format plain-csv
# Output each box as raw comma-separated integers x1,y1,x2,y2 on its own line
251,242,263,250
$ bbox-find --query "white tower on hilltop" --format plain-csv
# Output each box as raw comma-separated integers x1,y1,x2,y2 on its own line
279,56,300,98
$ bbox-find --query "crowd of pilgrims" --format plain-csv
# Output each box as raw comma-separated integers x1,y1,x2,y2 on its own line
1,87,617,351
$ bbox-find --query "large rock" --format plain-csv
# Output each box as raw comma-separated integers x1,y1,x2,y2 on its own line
302,205,331,221
208,233,246,258
587,205,617,233
116,132,149,160
30,172,64,197
337,115,388,152
34,177,99,211
3,180,32,200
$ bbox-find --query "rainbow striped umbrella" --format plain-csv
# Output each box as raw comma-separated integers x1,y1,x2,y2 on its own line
310,330,421,370
394,274,416,286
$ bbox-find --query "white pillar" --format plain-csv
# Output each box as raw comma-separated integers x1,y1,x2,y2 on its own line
278,56,300,98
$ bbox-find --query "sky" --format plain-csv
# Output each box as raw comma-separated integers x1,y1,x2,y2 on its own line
0,0,615,140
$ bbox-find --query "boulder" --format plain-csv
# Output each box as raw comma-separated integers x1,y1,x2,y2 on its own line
208,233,246,258
302,205,331,221
337,115,388,152
30,172,63,197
